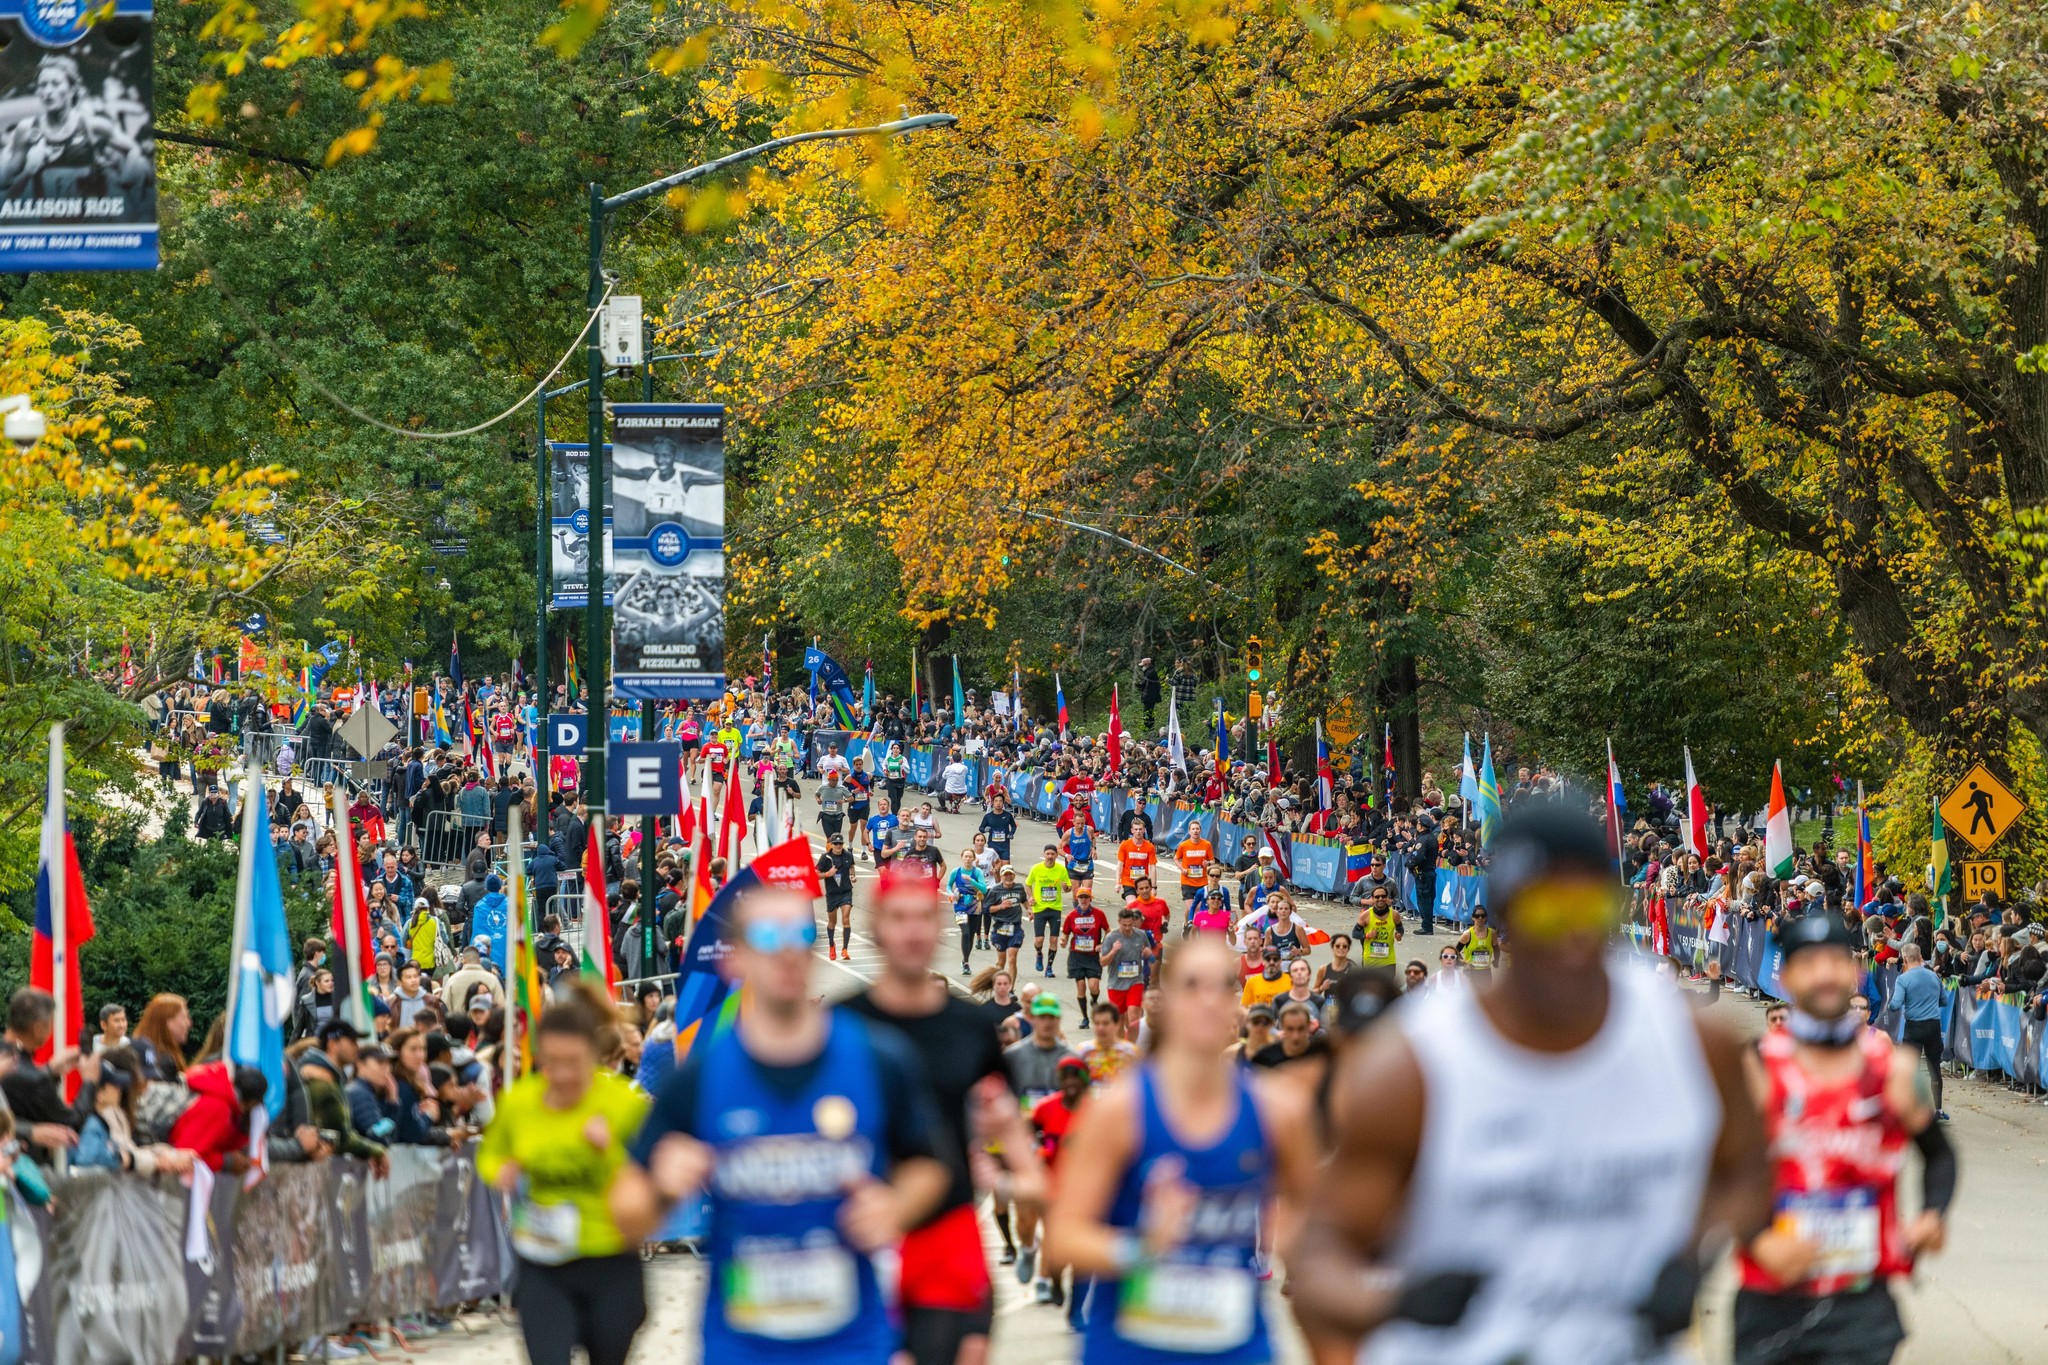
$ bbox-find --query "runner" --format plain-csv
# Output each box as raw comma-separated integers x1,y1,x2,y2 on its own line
817,767,852,843
1102,904,1156,1031
1454,906,1499,975
882,741,910,811
1289,802,1771,1363
979,792,1018,865
1064,821,1097,890
1354,884,1404,972
1731,914,1956,1365
1061,886,1112,1025
1128,876,1171,945
817,831,855,961
1173,826,1216,922
1189,866,1233,935
948,851,989,977
1031,1056,1094,1312
478,981,651,1365
1117,819,1158,896
1005,995,1081,1297
987,864,1027,981
842,863,1049,1365
847,755,874,857
866,794,902,866
1027,843,1074,977
611,885,951,1365
1041,935,1318,1362
1084,1002,1139,1082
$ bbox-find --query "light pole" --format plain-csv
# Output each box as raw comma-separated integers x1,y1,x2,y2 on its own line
575,112,957,822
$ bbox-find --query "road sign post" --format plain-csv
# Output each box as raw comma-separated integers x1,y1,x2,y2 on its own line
1939,762,2026,855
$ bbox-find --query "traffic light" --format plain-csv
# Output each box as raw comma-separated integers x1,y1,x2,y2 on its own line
1245,635,1263,682
1247,690,1263,720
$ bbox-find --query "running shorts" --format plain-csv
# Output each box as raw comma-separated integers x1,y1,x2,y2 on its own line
1732,1285,1902,1365
991,921,1024,950
899,1204,992,1312
1033,909,1063,935
1107,983,1146,1011
1068,954,1102,980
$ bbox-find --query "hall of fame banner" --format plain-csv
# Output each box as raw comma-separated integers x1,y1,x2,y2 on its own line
0,0,157,272
608,402,725,700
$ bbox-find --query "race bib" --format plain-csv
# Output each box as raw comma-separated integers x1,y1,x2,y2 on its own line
1116,959,1141,981
1469,948,1493,967
1366,939,1392,960
1117,1261,1257,1352
1039,886,1061,906
510,1197,581,1265
1073,934,1097,952
724,1241,860,1340
1778,1190,1881,1280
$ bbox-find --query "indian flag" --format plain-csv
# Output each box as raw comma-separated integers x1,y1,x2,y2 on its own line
1764,760,1796,878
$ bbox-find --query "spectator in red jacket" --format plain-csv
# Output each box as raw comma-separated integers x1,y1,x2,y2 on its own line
168,1061,268,1172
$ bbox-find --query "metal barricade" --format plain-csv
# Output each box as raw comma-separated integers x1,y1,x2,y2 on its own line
419,808,484,870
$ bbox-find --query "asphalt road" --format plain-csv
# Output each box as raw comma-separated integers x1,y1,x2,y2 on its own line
394,789,2048,1365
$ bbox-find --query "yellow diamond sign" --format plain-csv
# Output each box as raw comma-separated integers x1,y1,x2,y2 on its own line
1940,763,2026,855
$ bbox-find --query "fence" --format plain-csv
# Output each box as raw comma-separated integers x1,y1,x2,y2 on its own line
7,1145,507,1365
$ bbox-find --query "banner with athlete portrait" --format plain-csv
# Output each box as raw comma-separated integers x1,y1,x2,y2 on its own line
0,0,156,272
548,442,614,609
609,402,726,700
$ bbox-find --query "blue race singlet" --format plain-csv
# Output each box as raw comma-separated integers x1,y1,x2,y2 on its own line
1082,1066,1272,1365
695,1013,897,1365
1066,829,1095,880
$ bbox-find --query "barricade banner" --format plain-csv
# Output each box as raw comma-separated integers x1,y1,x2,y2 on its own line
1288,837,1344,895
41,1171,188,1365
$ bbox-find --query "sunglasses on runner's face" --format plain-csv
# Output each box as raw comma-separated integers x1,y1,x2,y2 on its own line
744,919,819,954
1510,878,1623,942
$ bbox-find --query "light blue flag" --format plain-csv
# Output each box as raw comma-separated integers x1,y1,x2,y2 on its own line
1478,734,1503,846
1459,732,1481,820
952,656,967,725
229,774,296,1118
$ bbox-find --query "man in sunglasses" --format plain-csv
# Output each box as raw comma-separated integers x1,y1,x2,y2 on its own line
613,886,951,1365
1290,803,1772,1361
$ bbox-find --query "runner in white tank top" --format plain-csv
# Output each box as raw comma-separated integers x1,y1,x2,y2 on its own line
1286,804,1771,1365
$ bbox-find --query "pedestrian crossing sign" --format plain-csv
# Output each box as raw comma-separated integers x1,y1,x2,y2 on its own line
1939,763,2025,855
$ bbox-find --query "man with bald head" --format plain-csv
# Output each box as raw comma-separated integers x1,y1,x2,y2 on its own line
612,887,951,1365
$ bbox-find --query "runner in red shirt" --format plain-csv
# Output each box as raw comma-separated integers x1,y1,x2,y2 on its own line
1127,876,1170,944
1059,890,1111,1024
1030,1057,1092,1170
1059,769,1098,835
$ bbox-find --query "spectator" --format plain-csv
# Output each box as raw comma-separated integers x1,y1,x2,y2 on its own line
92,1002,128,1055
442,946,502,1018
390,962,435,1029
298,1022,386,1169
0,988,94,1163
471,876,510,965
166,1061,269,1172
72,1047,195,1175
132,993,192,1082
294,967,340,1041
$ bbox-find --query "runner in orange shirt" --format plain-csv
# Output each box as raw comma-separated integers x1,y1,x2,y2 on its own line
1172,826,1215,930
1116,817,1157,894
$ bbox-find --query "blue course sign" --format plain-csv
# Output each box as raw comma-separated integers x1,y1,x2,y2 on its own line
547,713,587,757
608,741,681,816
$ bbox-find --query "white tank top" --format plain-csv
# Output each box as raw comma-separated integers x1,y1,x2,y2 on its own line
1362,959,1719,1365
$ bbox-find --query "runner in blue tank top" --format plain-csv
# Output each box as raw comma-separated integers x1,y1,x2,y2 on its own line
611,886,951,1365
1043,936,1317,1365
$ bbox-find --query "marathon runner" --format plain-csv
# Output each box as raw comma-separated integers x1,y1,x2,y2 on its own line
1102,904,1157,1030
987,864,1027,981
1289,803,1772,1364
1173,826,1216,928
979,793,1018,865
1731,915,1956,1365
1004,994,1081,1298
948,852,989,977
1042,935,1317,1364
867,795,902,865
842,863,1049,1365
1354,884,1404,971
817,831,855,961
1454,906,1499,975
1027,843,1074,977
612,886,950,1365
847,755,874,854
1061,886,1111,1025
817,766,852,843
1117,819,1158,896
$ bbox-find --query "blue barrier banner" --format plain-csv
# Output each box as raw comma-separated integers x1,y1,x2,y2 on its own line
908,747,934,788
1090,792,1113,831
1289,840,1344,895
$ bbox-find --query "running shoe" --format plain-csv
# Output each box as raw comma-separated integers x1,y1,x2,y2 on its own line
1015,1244,1036,1284
1034,1278,1055,1305
1048,1277,1066,1308
999,1247,1017,1266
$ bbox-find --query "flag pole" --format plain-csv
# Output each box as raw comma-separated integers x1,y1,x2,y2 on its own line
47,726,71,1065
507,801,526,1086
225,753,261,1030
329,782,374,1032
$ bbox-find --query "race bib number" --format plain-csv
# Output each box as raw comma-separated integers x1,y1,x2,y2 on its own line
1366,939,1392,960
1116,959,1141,981
1777,1191,1881,1280
510,1197,581,1265
1073,933,1097,952
1117,1262,1257,1352
1469,948,1493,967
724,1241,860,1341
1039,885,1060,906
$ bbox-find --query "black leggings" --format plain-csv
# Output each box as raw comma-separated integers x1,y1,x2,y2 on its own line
512,1253,647,1365
1901,1018,1944,1113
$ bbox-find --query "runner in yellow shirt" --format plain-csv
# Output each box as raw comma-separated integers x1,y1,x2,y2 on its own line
1024,843,1074,977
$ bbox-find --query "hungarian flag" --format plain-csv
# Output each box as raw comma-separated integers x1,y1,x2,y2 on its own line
1680,746,1709,859
34,726,94,1097
1764,761,1795,878
581,819,618,989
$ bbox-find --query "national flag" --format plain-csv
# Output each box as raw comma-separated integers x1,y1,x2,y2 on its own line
505,803,541,1079
1262,828,1292,882
581,819,618,988
239,635,262,679
1605,738,1628,877
291,665,311,729
1012,664,1023,732
1164,690,1186,777
229,767,296,1120
1477,734,1502,847
1459,733,1480,823
677,757,697,846
909,648,921,719
449,633,463,693
952,655,966,726
717,759,749,866
668,840,822,1065
1764,760,1795,878
1266,730,1283,788
476,728,498,781
210,651,224,684
1214,699,1230,777
328,784,374,1034
564,638,581,705
1107,685,1123,774
1681,747,1709,859
33,725,94,1099
1316,720,1334,811
119,629,135,687
1055,673,1069,740
1382,721,1395,806
761,633,775,695
1345,842,1373,883
1854,781,1875,912
1929,797,1953,912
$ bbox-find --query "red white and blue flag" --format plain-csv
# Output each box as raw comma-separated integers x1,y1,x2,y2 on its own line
34,725,95,1095
1382,723,1395,806
1345,842,1373,883
1262,827,1293,882
1055,673,1069,740
1605,738,1628,877
1855,782,1876,911
1316,719,1335,811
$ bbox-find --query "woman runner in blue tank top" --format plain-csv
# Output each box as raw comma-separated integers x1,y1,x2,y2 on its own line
1043,936,1318,1365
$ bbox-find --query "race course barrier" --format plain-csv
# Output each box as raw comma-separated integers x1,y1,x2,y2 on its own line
7,1145,506,1365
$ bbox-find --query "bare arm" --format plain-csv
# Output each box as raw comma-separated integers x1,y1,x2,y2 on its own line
1283,1030,1426,1337
1039,1082,1143,1273
1694,1013,1772,1249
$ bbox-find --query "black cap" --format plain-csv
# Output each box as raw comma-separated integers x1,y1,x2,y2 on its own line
1776,912,1860,960
317,1018,365,1043
1486,803,1614,909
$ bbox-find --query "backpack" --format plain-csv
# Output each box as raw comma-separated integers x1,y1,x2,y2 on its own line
135,1078,196,1144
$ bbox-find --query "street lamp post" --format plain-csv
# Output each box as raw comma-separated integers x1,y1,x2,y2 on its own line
574,112,957,824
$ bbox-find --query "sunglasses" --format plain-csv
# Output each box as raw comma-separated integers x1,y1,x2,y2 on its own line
744,919,820,954
1511,878,1623,942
